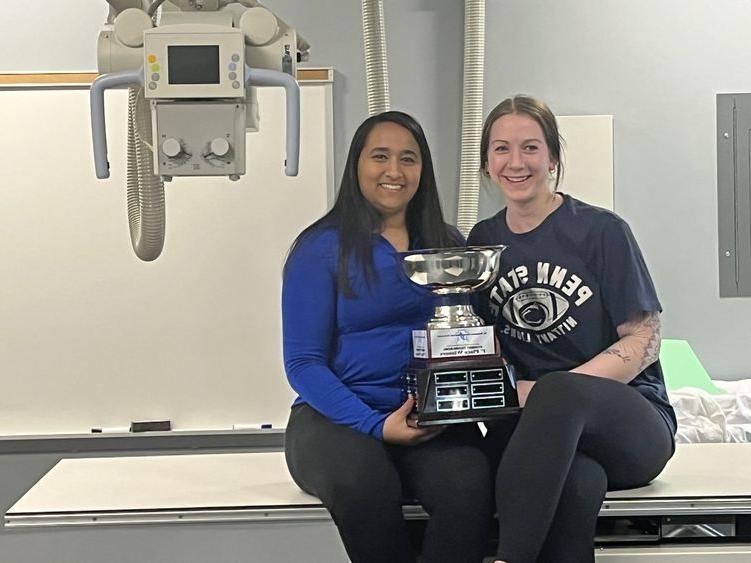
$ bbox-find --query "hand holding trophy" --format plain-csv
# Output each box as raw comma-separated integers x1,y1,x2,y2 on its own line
397,245,520,426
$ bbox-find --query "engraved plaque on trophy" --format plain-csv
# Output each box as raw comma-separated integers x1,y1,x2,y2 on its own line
397,245,520,425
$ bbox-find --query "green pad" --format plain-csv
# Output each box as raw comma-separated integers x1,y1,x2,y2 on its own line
659,339,722,395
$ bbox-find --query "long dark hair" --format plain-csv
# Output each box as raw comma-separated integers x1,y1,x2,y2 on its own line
287,111,458,297
480,95,565,189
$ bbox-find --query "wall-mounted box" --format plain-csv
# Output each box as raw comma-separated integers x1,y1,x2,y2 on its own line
717,94,751,297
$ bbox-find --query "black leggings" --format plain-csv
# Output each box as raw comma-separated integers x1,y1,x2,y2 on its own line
486,371,675,563
285,403,493,563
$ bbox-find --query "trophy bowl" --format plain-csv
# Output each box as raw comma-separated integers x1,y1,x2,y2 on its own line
397,245,507,329
398,245,506,294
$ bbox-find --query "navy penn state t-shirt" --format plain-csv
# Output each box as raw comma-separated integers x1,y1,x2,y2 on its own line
467,194,677,434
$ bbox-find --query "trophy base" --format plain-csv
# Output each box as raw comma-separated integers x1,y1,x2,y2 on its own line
403,355,520,426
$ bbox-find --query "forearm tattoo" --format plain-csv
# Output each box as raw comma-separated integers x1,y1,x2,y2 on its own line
605,312,662,370
603,346,631,363
638,311,662,372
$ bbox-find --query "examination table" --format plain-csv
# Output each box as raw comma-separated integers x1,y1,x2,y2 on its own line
4,443,751,562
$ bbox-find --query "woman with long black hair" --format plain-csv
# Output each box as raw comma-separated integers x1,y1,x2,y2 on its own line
282,111,493,563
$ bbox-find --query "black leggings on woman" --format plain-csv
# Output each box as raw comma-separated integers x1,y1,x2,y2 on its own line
285,403,493,563
486,371,675,563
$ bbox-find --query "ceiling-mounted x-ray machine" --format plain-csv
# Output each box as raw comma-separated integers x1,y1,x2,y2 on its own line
90,0,307,260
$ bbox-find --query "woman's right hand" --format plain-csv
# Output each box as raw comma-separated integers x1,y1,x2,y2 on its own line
382,396,445,445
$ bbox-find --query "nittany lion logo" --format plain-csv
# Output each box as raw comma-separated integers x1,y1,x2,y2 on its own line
502,288,569,331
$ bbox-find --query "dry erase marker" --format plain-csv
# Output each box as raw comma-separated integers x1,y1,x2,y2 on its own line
233,423,273,430
91,426,130,434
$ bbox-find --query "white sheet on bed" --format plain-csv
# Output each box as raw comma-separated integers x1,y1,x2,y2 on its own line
670,379,751,443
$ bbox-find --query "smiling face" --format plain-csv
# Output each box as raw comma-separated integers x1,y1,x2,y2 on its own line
485,113,557,206
357,121,422,222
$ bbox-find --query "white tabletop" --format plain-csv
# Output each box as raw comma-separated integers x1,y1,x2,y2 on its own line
6,443,751,526
8,452,319,515
606,443,751,499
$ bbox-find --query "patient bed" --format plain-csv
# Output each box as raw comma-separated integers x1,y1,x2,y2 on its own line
4,443,751,561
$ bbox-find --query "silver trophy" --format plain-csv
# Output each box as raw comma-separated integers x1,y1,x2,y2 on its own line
398,245,519,425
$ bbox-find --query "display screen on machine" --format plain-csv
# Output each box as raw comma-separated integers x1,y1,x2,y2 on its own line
168,45,220,85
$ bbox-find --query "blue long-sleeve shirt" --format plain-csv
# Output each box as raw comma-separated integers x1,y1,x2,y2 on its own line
282,227,437,440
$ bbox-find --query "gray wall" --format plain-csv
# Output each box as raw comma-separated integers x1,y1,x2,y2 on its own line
1,0,749,423
481,0,751,378
0,2,748,373
0,5,747,368
264,0,466,220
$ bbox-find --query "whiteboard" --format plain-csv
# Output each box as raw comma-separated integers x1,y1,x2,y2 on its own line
0,80,332,436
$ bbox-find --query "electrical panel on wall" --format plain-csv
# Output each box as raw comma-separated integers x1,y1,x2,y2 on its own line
717,94,751,297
